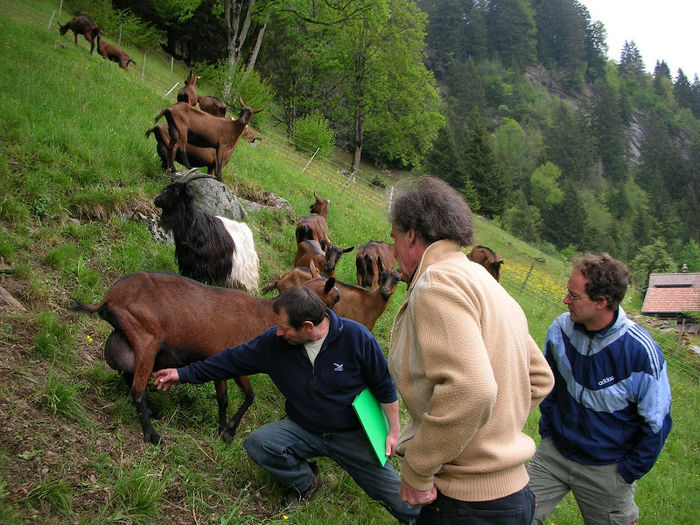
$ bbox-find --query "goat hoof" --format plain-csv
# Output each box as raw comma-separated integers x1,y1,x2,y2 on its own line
220,428,234,444
145,432,163,446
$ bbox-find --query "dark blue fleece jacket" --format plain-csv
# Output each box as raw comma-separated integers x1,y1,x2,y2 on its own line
177,309,397,433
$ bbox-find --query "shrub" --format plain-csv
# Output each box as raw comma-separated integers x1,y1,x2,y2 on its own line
291,113,336,159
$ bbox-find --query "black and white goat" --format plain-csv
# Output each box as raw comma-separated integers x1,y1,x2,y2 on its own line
154,172,259,293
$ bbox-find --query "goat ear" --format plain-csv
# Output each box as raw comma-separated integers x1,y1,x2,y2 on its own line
343,246,354,253
377,256,384,273
309,260,320,278
324,278,336,294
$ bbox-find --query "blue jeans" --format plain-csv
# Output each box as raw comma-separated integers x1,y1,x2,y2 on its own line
416,486,534,525
243,418,419,523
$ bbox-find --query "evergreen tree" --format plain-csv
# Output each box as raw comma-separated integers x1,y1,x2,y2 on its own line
544,99,592,181
630,239,676,288
673,68,693,109
653,60,673,100
541,179,585,249
486,0,537,71
463,113,506,217
501,191,542,243
591,79,627,182
619,40,644,79
677,239,700,272
532,0,587,85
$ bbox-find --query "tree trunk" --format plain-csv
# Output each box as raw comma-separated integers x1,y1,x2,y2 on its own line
351,113,363,175
242,11,269,83
223,0,257,100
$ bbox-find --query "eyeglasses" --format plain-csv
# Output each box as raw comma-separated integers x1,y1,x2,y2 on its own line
565,290,588,301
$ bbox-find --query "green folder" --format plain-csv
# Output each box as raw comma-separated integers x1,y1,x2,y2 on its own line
352,388,389,466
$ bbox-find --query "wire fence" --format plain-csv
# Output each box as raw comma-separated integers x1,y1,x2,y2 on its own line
10,0,699,386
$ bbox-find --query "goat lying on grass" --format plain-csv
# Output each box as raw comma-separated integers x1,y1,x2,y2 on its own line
58,15,99,54
154,172,259,293
154,98,262,181
92,28,134,70
70,271,340,444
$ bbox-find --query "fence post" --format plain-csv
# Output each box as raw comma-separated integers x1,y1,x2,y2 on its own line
118,25,122,45
171,56,174,73
142,53,146,79
302,148,319,173
164,81,180,97
47,10,55,30
341,170,356,194
58,0,62,20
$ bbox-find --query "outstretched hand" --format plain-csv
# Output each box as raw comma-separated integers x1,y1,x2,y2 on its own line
152,368,180,391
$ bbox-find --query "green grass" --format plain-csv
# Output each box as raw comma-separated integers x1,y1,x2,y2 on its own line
0,1,698,523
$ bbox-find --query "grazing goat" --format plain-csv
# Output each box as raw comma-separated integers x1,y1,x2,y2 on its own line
92,28,135,70
356,240,397,288
146,124,217,174
154,98,262,181
467,245,504,282
198,96,227,117
177,70,201,106
304,259,402,331
58,15,99,54
294,239,353,277
70,271,340,444
154,172,259,293
295,193,331,249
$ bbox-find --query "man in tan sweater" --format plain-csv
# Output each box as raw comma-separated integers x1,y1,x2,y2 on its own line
388,177,554,524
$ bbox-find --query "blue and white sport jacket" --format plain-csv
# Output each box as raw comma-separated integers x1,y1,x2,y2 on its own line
539,307,672,483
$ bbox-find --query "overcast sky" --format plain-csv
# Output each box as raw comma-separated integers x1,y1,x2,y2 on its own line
581,0,699,80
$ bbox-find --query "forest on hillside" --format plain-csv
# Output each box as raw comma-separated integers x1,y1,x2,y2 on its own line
69,0,699,282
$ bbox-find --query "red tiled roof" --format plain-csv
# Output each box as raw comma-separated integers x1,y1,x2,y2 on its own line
641,287,700,314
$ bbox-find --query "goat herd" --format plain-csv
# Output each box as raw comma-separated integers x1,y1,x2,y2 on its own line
59,14,262,181
62,13,504,446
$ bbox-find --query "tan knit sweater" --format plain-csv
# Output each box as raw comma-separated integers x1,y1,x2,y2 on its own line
389,240,554,502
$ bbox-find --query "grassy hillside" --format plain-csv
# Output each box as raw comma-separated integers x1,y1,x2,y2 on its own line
1,2,697,523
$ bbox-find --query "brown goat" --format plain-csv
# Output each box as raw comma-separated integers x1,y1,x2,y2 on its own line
146,124,218,174
154,98,262,181
467,245,504,282
198,96,227,117
262,261,329,294
58,15,99,54
294,239,353,277
242,125,262,143
93,29,135,70
70,271,340,445
177,70,201,106
295,193,331,249
356,240,397,288
303,260,402,331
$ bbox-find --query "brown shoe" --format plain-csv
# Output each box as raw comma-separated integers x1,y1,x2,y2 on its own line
284,461,323,509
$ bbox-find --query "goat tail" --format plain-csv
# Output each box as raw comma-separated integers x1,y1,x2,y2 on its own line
68,297,101,314
154,109,167,123
128,58,136,67
261,281,278,294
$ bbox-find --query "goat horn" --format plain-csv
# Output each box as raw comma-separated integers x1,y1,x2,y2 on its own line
178,169,216,185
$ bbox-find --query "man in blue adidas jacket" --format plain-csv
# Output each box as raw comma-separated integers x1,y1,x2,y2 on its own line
154,286,418,524
527,253,672,524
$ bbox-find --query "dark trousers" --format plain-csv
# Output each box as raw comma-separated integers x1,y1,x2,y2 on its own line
417,485,534,525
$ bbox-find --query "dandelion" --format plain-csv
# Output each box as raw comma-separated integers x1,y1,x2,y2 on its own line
86,335,93,343
283,515,289,520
